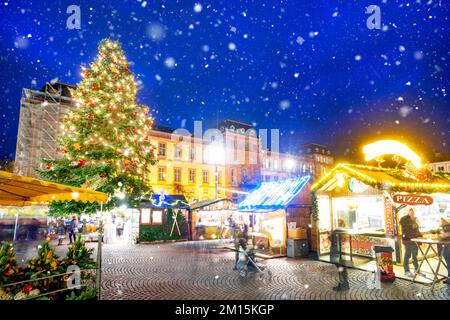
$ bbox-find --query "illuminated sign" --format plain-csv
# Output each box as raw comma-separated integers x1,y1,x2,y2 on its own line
362,140,422,169
392,194,433,206
348,178,369,193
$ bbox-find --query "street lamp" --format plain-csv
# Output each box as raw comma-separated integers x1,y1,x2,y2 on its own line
206,142,225,199
285,158,296,172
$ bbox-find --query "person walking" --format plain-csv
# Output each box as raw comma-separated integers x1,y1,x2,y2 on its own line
330,228,350,291
233,223,249,270
399,208,423,277
68,215,79,244
116,216,124,239
57,218,66,246
438,219,450,284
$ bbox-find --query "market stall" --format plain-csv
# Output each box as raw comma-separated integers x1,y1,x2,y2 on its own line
311,163,450,264
189,198,238,240
137,192,190,241
0,170,108,242
238,175,312,257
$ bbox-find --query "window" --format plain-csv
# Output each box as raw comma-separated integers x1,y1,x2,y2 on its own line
241,168,248,180
152,210,163,224
231,168,236,185
332,196,385,232
412,194,450,232
141,208,151,224
174,144,182,159
140,209,163,225
189,169,196,183
174,167,181,182
202,170,209,184
273,160,278,170
190,146,196,161
265,158,270,169
158,143,166,156
158,166,166,181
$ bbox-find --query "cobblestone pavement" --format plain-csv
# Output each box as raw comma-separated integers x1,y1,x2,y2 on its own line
100,240,450,300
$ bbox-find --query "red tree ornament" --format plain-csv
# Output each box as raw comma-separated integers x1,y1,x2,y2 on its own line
92,85,98,91
87,114,94,119
114,74,119,79
46,163,53,170
116,88,121,93
78,159,87,166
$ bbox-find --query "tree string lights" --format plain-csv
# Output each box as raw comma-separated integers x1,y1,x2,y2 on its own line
36,39,157,216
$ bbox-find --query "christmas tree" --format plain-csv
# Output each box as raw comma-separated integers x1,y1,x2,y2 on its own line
37,39,156,215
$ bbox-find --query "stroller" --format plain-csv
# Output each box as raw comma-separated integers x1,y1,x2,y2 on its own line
235,245,272,282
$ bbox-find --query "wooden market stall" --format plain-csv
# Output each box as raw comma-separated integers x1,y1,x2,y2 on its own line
137,192,191,241
238,176,312,257
0,170,108,242
310,163,450,264
189,198,238,240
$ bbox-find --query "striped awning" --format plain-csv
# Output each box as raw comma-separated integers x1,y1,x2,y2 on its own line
238,176,311,210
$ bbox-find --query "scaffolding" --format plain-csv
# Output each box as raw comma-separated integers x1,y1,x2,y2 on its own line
14,82,75,178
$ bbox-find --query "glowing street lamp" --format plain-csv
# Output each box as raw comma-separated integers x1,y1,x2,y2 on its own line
206,142,225,199
285,158,296,171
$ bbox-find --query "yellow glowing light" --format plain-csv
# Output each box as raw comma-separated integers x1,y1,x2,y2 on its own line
362,140,422,169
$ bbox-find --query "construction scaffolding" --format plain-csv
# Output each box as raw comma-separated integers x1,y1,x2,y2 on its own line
14,82,75,178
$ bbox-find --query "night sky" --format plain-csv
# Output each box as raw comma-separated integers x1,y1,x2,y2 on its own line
0,0,449,163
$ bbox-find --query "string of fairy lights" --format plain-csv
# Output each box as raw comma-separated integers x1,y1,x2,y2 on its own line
55,39,155,179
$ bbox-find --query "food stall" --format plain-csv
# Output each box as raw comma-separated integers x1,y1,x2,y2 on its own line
238,176,312,257
311,163,450,264
0,170,108,242
189,198,239,240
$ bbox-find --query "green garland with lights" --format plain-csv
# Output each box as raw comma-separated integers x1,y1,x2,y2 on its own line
311,191,319,221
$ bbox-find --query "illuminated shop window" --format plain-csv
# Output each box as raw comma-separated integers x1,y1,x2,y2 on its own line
332,196,385,232
318,195,331,231
410,194,450,232
141,209,151,224
152,210,163,224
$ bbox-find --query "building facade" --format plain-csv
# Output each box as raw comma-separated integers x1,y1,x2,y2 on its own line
429,161,450,173
14,81,334,203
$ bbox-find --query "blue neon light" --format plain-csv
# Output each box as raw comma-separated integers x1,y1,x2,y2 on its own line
238,176,311,210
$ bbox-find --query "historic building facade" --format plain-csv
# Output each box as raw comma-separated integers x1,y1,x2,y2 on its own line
14,82,334,203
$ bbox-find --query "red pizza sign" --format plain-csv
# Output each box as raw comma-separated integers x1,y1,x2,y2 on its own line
393,194,433,206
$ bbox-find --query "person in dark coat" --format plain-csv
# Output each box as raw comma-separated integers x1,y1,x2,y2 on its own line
233,223,249,270
330,221,350,291
68,215,79,244
399,208,423,277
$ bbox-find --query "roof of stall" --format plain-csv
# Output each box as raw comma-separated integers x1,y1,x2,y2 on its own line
190,198,237,210
139,194,190,209
238,176,311,211
311,163,450,193
0,170,108,206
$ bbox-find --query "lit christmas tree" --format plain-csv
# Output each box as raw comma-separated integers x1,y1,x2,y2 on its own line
37,39,156,216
